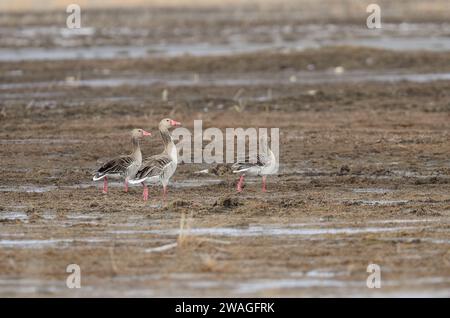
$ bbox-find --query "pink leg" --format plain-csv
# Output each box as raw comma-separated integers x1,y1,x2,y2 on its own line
237,175,244,192
262,176,267,192
124,178,129,192
162,186,168,202
142,183,148,201
103,177,108,194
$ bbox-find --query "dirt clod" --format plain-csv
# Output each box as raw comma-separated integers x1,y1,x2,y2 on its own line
213,196,240,209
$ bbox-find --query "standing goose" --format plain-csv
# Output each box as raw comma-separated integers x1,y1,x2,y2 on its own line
232,135,277,193
129,118,181,202
93,128,151,194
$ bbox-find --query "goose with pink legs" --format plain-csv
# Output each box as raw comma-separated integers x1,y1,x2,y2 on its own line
232,135,277,193
93,128,151,194
129,118,181,203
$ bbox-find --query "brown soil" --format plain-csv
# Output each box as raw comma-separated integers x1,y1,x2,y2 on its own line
0,7,450,298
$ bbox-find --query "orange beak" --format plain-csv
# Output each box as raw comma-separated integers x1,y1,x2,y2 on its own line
142,130,152,136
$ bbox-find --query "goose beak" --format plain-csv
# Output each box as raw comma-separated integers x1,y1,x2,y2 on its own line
142,130,152,136
170,120,181,127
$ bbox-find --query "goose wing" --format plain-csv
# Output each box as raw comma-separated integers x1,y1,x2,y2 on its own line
95,155,133,177
134,154,172,180
232,154,268,171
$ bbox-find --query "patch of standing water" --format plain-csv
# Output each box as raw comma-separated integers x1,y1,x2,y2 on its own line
111,224,422,237
65,214,102,220
353,188,393,194
341,37,450,52
235,275,450,295
367,219,437,224
0,239,74,248
4,72,450,91
290,269,347,278
0,237,126,248
288,219,442,228
0,139,82,145
235,278,361,294
2,32,450,62
0,211,28,221
0,185,57,193
0,279,69,296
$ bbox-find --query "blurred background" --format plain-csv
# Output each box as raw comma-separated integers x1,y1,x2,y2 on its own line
1,0,450,62
1,0,450,58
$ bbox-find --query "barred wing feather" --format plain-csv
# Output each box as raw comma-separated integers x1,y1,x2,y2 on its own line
95,155,133,177
135,154,172,180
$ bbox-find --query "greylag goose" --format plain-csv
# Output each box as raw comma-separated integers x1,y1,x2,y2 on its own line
129,118,181,202
232,135,277,192
93,128,151,194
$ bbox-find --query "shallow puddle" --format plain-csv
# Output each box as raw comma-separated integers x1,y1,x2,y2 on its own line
0,139,82,145
1,24,450,62
0,237,136,248
0,185,57,193
4,71,450,92
235,278,361,294
367,219,435,224
0,239,74,248
0,211,28,222
353,188,393,194
291,269,347,278
0,279,68,296
111,224,423,237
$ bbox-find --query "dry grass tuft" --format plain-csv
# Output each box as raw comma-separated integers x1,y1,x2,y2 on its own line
177,211,194,247
200,254,219,272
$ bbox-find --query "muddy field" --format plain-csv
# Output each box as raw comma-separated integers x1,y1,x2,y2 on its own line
1,4,450,297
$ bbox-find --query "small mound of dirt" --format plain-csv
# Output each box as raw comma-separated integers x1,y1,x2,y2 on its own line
213,196,240,209
338,165,351,175
414,177,449,185
169,200,192,208
210,164,233,176
89,202,99,208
